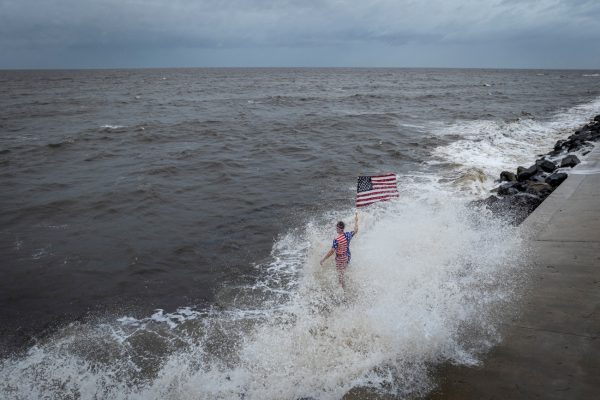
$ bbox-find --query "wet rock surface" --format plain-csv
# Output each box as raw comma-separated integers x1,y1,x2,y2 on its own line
560,154,580,168
500,171,517,182
545,172,568,187
473,114,600,224
517,165,539,181
537,159,556,173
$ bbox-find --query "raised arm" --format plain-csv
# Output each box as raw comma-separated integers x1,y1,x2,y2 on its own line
353,212,359,235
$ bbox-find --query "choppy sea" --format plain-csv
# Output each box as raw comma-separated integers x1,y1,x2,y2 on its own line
1,68,599,399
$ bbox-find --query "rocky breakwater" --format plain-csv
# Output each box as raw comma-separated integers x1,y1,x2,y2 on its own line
474,115,600,224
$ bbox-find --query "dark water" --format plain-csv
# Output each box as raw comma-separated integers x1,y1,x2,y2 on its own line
1,67,599,355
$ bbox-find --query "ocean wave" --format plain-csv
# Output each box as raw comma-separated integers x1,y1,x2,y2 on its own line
3,73,598,400
46,138,75,148
100,124,126,131
431,96,600,195
0,189,529,399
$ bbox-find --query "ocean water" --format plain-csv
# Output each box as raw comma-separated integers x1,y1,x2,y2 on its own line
1,68,599,399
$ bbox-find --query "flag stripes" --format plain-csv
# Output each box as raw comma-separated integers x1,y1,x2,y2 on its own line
356,173,399,207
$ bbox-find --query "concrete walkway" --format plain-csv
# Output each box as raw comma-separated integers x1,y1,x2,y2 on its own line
430,146,600,399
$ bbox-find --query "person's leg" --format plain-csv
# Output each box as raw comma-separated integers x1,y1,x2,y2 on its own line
338,268,345,289
336,260,347,289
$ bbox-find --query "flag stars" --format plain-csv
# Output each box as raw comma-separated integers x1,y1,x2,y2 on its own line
357,176,373,193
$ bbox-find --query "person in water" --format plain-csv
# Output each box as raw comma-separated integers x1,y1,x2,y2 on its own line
320,213,358,288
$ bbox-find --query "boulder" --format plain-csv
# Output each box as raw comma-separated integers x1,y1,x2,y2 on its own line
529,173,548,182
473,191,544,225
570,129,592,141
554,140,566,151
524,182,553,197
594,115,600,122
500,171,517,182
513,181,526,192
548,149,564,157
490,193,544,225
536,159,556,173
497,182,519,196
545,172,568,187
516,166,526,175
567,141,582,152
560,155,580,168
517,165,539,181
510,193,544,220
471,195,499,209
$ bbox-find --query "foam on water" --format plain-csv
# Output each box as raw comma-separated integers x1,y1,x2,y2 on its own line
100,124,126,131
432,97,600,195
0,188,528,399
2,98,599,399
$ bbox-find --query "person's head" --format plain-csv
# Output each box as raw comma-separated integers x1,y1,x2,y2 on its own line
336,221,345,233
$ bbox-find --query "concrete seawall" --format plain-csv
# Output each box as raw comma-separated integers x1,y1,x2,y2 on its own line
430,146,600,399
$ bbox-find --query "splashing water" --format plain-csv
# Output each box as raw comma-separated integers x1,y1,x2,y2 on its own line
0,193,528,400
3,97,600,399
432,97,600,195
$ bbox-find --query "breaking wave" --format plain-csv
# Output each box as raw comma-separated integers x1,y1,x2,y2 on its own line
432,96,600,195
0,188,528,399
3,97,600,400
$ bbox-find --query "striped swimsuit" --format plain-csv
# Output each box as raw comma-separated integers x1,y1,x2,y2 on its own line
332,231,354,270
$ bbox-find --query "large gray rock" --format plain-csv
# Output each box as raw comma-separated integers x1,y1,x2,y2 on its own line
497,182,519,196
500,171,517,182
517,165,539,181
537,159,556,173
529,173,549,182
548,148,565,157
525,182,553,197
560,155,580,168
567,140,583,152
569,129,592,141
471,192,544,225
545,172,568,187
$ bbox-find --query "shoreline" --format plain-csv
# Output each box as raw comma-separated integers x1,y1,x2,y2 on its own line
427,115,600,399
473,114,600,224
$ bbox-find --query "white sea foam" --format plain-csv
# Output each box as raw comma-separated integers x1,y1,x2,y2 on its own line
0,190,528,399
431,96,600,195
399,122,426,130
4,98,599,399
100,124,126,130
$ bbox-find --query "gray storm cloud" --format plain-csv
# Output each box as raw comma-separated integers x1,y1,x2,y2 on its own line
0,0,599,68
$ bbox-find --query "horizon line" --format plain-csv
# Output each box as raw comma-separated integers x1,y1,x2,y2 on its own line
1,66,598,72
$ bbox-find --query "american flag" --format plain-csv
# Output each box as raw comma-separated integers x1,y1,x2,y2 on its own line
356,173,399,207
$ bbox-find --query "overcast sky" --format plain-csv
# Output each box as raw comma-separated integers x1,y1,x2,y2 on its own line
1,0,599,69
